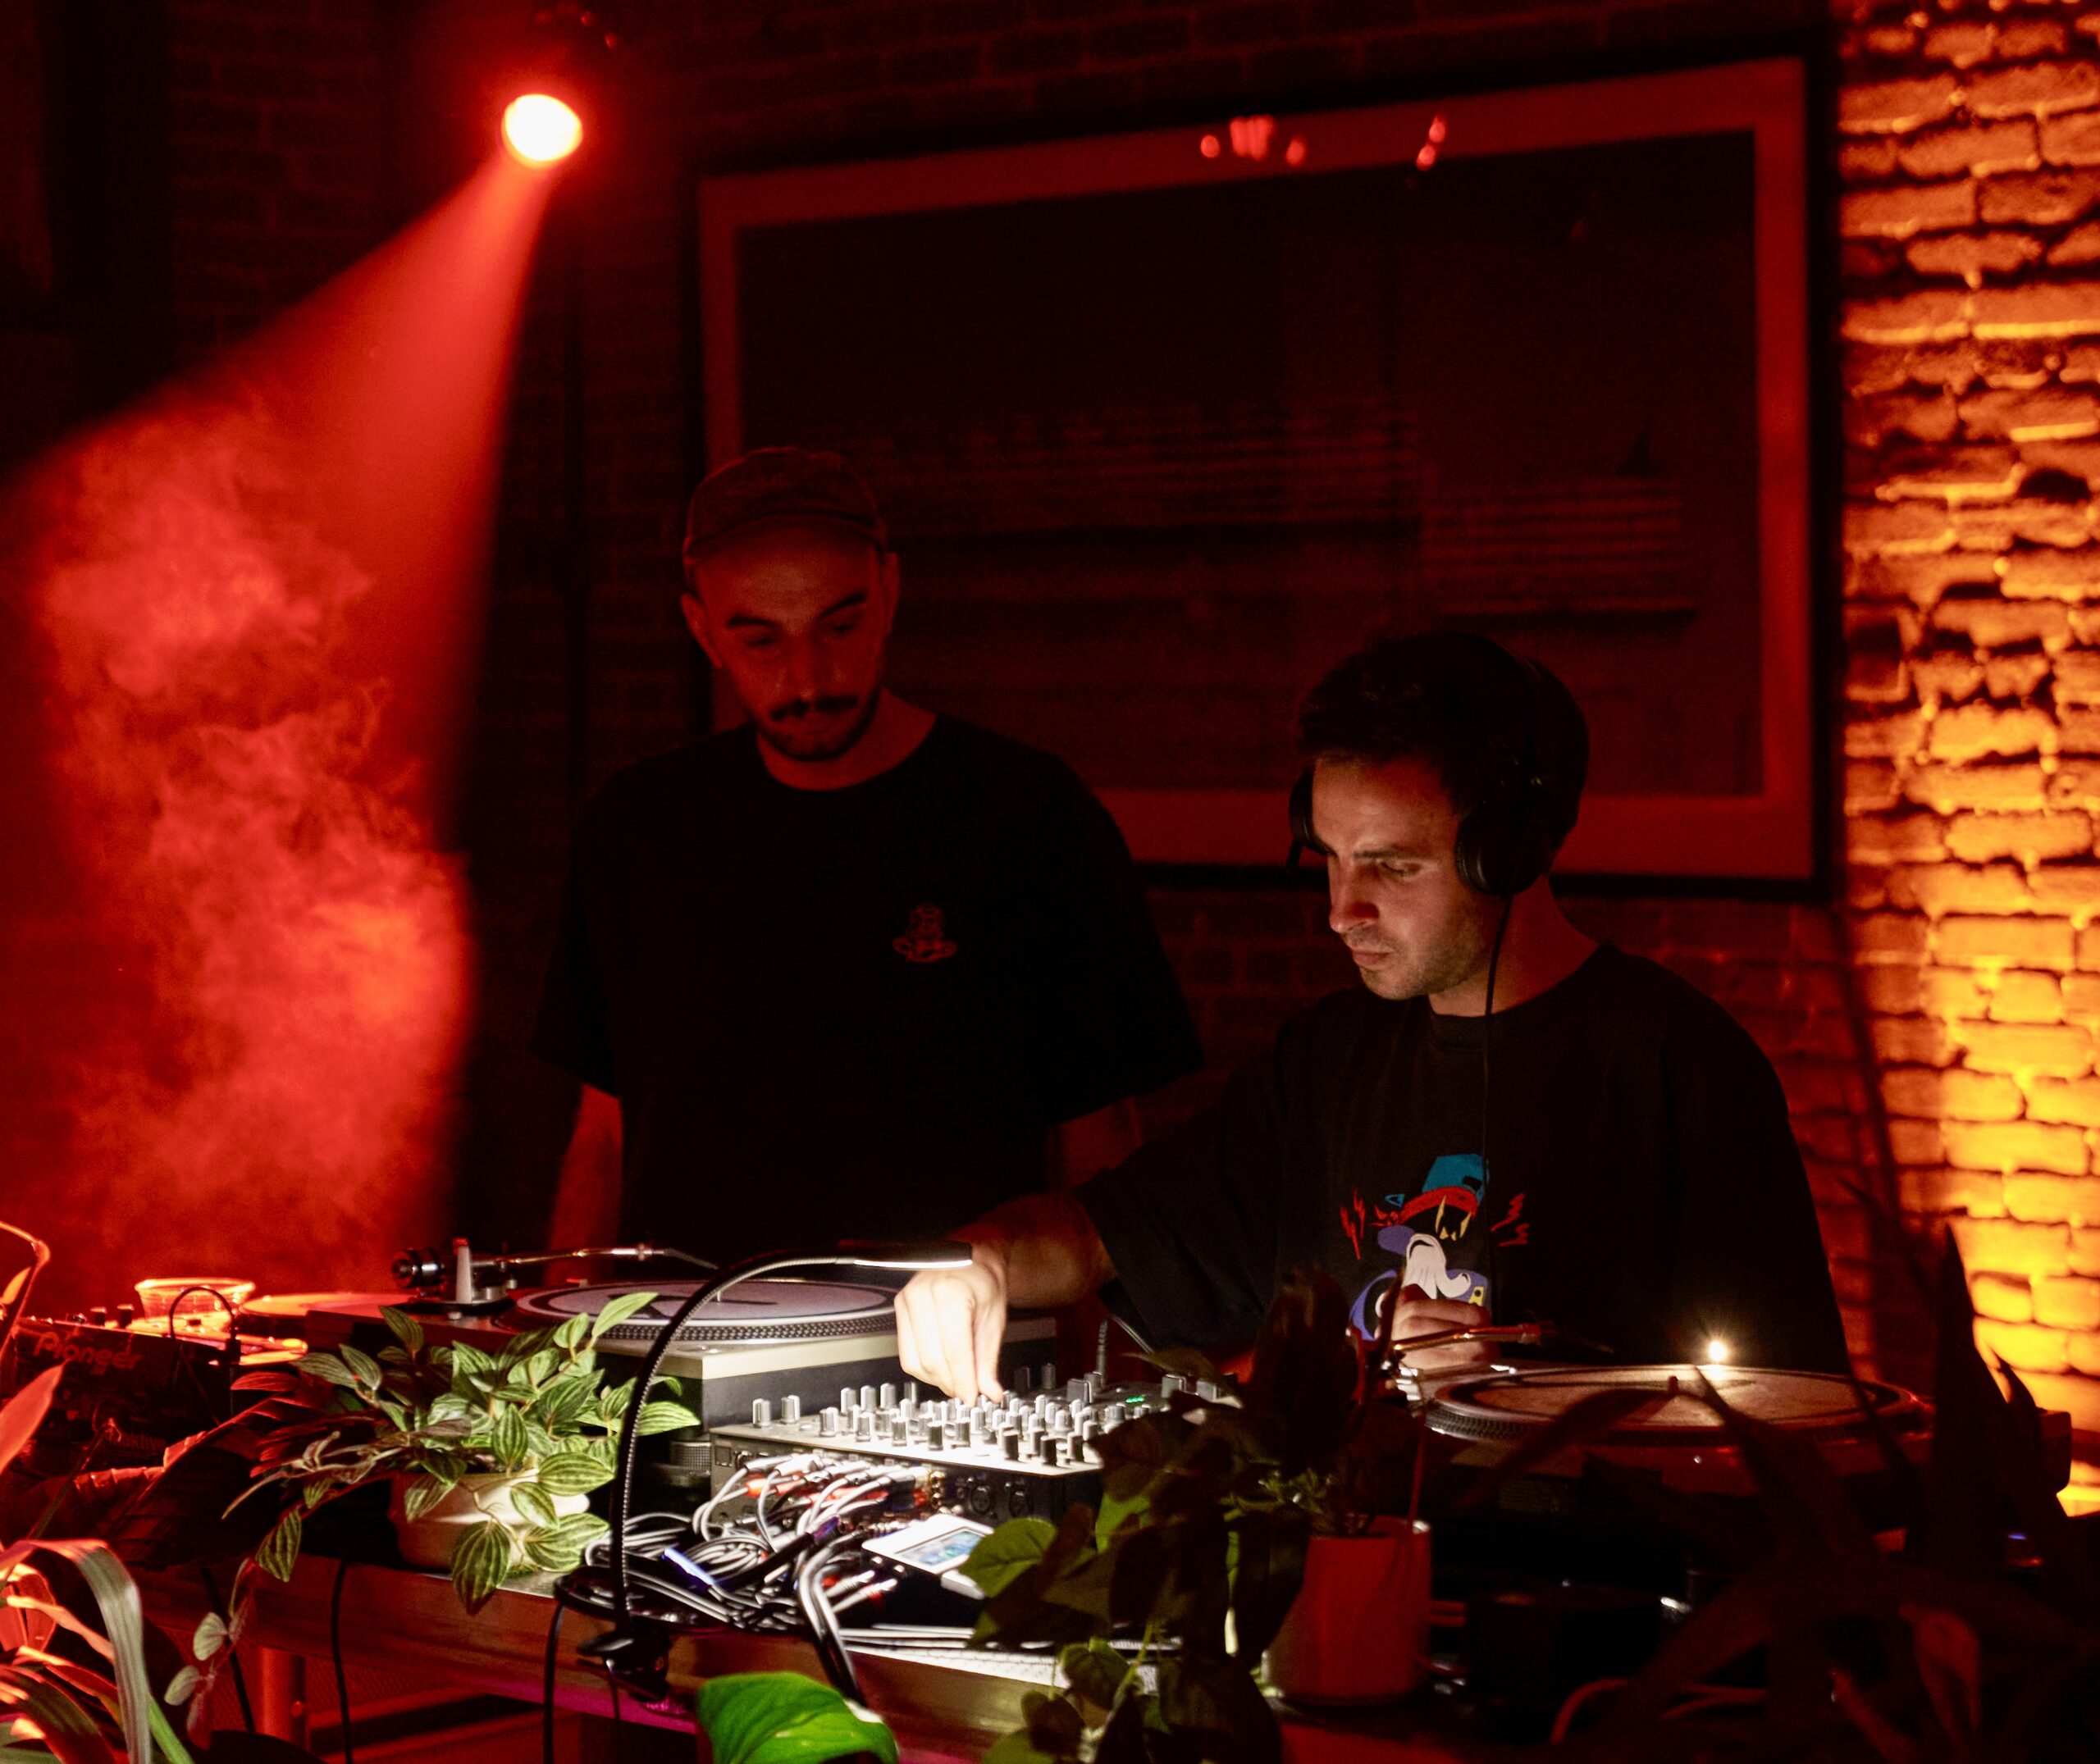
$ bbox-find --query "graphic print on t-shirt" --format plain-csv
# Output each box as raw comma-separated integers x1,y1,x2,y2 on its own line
892,903,958,964
1340,1153,1527,1338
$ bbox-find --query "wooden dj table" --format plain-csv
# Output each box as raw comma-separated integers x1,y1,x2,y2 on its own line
137,1556,1486,1763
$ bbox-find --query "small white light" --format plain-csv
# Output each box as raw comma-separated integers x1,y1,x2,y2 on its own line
1705,1337,1731,1365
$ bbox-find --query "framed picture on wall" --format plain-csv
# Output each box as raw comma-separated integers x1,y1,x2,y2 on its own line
697,57,1815,882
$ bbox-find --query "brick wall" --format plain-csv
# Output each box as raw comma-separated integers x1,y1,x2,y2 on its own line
126,0,2100,1494
1838,2,2100,1460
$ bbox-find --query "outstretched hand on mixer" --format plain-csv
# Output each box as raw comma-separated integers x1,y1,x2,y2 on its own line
894,1193,1115,1402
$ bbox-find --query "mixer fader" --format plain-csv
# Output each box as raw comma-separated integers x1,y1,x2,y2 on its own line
706,1363,1226,1523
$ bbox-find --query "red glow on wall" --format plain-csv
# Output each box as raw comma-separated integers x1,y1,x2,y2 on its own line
0,154,555,1304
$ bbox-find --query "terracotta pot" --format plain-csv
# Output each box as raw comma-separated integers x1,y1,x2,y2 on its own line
386,1471,588,1570
1264,1520,1431,1704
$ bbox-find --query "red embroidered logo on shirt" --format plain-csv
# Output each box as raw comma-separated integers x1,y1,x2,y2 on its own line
893,903,958,964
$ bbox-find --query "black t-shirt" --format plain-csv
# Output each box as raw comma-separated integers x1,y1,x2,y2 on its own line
1078,946,1849,1374
534,717,1203,1265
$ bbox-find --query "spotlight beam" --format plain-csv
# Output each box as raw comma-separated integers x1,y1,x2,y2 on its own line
504,94,582,166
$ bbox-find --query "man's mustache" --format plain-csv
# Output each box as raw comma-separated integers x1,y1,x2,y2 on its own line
768,695,860,722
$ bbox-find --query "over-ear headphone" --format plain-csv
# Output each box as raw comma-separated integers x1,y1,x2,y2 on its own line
1287,636,1575,900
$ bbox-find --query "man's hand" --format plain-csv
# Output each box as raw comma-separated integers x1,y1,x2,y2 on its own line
896,1241,1010,1402
1386,1295,1500,1375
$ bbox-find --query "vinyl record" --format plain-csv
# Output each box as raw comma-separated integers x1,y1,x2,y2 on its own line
507,1279,897,1347
1426,1364,1927,1449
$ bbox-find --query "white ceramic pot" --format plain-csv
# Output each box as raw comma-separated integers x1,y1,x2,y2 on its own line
386,1471,589,1570
1264,1520,1431,1704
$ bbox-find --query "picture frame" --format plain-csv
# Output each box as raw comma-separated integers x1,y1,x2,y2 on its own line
698,57,1814,881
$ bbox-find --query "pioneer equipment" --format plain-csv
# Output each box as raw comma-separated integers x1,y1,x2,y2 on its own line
2,1312,302,1476
707,1368,1223,1524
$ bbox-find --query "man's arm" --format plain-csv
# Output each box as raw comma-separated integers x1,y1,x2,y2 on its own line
549,1083,623,1249
1053,1100,1142,1187
896,1192,1113,1402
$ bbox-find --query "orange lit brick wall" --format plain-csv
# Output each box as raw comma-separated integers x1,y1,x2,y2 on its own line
1840,2,2100,1456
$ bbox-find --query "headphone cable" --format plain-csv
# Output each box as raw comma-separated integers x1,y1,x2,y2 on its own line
1481,894,1514,1205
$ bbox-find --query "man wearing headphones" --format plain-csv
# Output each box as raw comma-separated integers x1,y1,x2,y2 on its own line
895,631,1848,1398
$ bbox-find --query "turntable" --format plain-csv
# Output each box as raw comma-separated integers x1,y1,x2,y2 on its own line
1423,1362,1940,1496
297,1260,1054,1431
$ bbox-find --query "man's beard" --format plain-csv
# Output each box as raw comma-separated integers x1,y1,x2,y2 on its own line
1349,905,1497,1002
753,688,882,762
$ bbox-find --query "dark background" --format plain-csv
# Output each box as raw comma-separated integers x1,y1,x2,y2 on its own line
0,0,1928,1390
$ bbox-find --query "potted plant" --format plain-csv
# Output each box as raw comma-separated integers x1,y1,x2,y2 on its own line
216,1295,698,1612
0,1364,204,1761
954,1270,1440,1762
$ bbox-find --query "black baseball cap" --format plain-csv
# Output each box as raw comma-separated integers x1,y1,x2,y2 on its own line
682,446,887,564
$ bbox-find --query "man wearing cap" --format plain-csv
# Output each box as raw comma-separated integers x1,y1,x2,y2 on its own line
533,448,1203,1266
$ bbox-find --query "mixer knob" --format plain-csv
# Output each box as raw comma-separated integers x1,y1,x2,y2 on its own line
899,1396,917,1421
821,1407,842,1436
751,1399,772,1427
1080,1421,1100,1460
1003,1430,1020,1461
879,1382,896,1409
855,1411,875,1443
841,1386,856,1414
902,1380,918,1404
782,1396,801,1424
1066,1378,1085,1404
890,1417,907,1445
1039,1361,1057,1393
1013,1364,1032,1393
860,1384,876,1413
925,1421,946,1450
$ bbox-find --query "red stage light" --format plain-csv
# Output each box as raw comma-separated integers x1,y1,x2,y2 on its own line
503,93,582,166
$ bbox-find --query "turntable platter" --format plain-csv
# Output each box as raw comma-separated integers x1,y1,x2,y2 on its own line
507,1279,898,1347
1427,1364,1929,1450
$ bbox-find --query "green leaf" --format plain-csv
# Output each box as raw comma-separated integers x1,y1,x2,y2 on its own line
1059,1639,1131,1716
541,1511,610,1551
339,1344,384,1391
963,1517,1057,1600
983,1733,1056,1764
511,1479,559,1529
400,1473,457,1523
535,1378,598,1429
589,1290,660,1342
525,1537,584,1574
633,1400,700,1437
297,1351,359,1390
167,1662,203,1706
597,1381,634,1420
427,1393,477,1425
450,1342,493,1378
537,1453,614,1497
523,1350,559,1387
554,1312,590,1352
381,1306,426,1352
256,1507,304,1581
1023,1689,1084,1757
191,1611,227,1661
694,1671,898,1764
491,1405,529,1468
449,1520,514,1614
